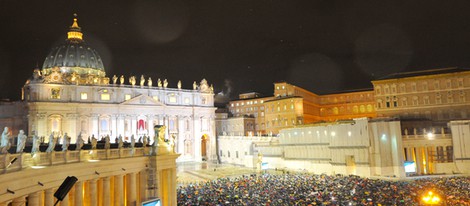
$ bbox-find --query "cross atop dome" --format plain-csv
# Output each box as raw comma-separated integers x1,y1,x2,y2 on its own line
67,13,83,42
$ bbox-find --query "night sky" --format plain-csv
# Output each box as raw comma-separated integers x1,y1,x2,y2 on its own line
2,1,470,102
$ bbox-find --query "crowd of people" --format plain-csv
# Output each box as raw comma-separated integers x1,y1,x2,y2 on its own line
177,173,470,205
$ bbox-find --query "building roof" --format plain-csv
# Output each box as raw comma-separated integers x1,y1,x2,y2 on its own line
42,15,105,75
374,67,470,81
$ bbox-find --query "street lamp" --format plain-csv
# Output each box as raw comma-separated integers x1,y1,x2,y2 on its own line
421,191,442,205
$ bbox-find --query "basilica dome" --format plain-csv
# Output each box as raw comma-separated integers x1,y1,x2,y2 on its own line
42,17,105,77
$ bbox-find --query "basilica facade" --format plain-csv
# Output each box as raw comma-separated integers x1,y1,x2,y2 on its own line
20,17,216,162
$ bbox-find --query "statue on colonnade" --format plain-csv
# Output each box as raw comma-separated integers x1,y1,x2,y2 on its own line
46,133,56,153
118,135,124,149
91,135,98,149
0,127,11,154
148,77,153,87
62,133,70,151
112,75,118,84
16,130,27,153
76,132,84,150
140,75,145,87
120,75,125,85
105,135,111,149
31,131,41,155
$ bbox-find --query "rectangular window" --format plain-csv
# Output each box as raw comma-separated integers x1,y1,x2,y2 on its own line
101,93,110,101
169,96,177,103
80,92,88,100
125,94,131,100
184,97,190,104
434,81,440,90
153,96,159,101
51,88,60,99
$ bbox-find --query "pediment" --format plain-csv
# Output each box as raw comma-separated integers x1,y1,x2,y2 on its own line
121,94,165,106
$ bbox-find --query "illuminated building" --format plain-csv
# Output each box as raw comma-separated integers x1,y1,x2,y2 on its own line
227,82,376,135
14,16,217,162
220,68,470,176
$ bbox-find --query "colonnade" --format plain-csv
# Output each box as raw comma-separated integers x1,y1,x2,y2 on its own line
0,172,144,206
403,145,453,174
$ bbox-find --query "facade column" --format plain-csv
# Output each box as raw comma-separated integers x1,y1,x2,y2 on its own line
74,181,83,206
177,116,185,154
44,188,55,206
37,113,47,138
90,114,99,137
131,115,138,138
165,115,170,139
117,114,125,138
147,115,154,138
102,176,111,206
111,114,118,139
11,196,27,206
89,179,98,206
406,147,413,161
65,114,77,143
193,115,202,161
114,174,124,206
28,192,40,206
126,172,137,206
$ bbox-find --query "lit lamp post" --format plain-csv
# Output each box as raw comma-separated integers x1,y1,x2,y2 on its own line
421,191,443,205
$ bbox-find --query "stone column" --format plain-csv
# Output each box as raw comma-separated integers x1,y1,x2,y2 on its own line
74,181,83,206
89,179,98,206
60,193,69,206
102,176,111,206
424,146,430,174
126,172,137,206
44,188,55,206
11,196,27,206
28,192,40,206
165,115,170,139
139,170,148,202
114,174,124,206
416,147,424,174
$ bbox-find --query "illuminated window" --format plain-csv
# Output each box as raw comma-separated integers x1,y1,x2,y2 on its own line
283,105,287,110
411,83,417,92
423,96,430,105
447,91,453,103
260,100,264,103
184,97,190,104
153,96,159,101
80,92,87,100
125,94,131,100
412,96,418,106
282,85,285,89
236,103,239,106
276,86,280,90
399,84,406,93
101,93,110,101
51,88,60,99
447,80,452,89
231,103,234,107
434,81,440,90
291,104,294,110
261,112,264,116
436,93,442,104
169,96,177,103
